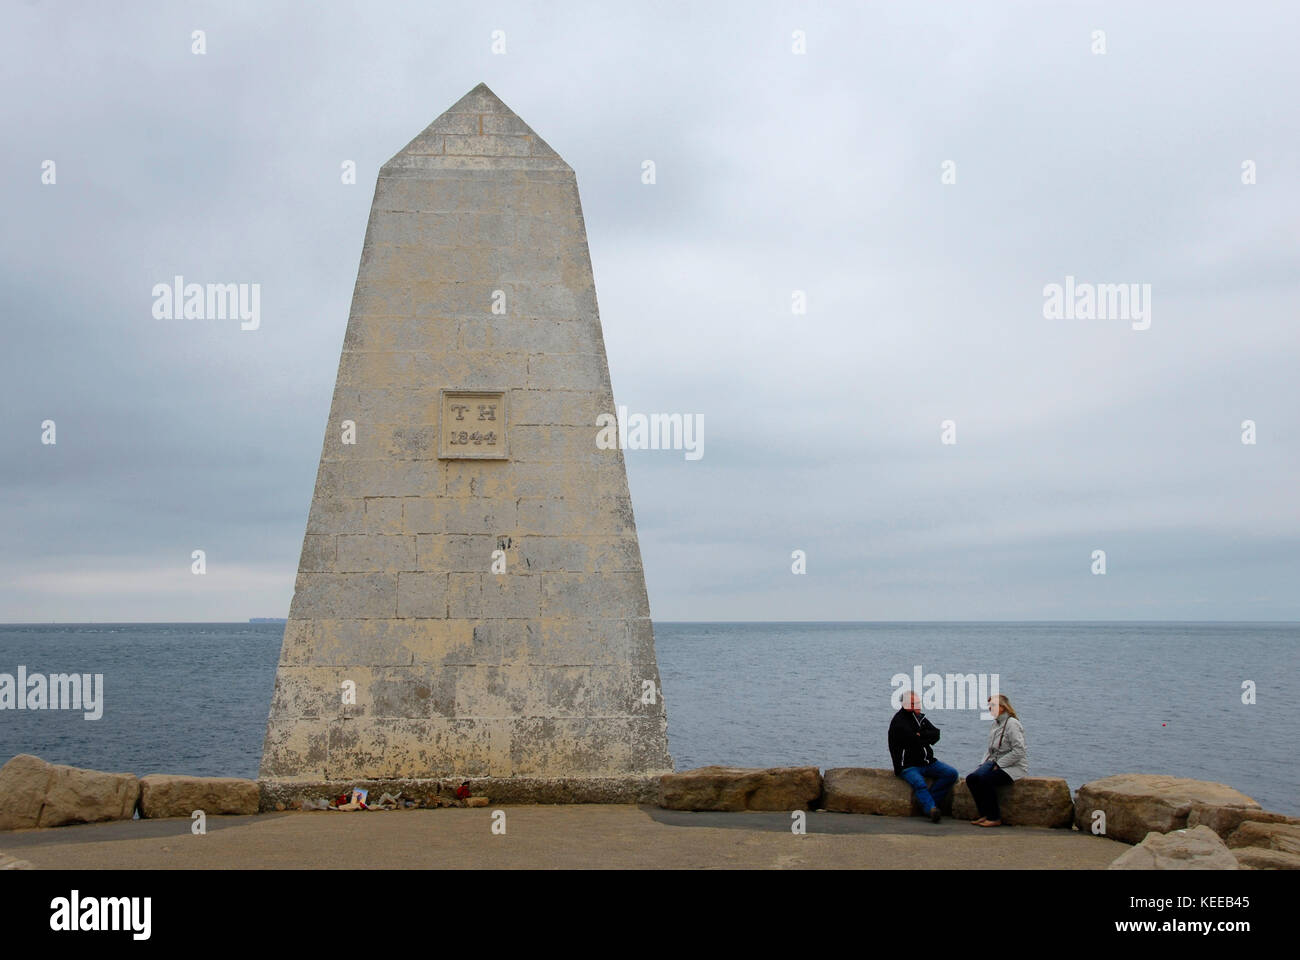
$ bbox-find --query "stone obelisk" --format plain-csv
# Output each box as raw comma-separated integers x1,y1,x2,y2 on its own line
259,83,671,802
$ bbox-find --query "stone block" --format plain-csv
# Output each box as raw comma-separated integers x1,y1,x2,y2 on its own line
1186,804,1300,840
1108,825,1240,870
0,754,55,830
1075,774,1260,844
951,776,1074,827
396,571,449,618
822,767,934,817
0,755,140,830
336,534,417,572
138,775,259,818
1232,848,1300,869
658,765,822,812
1225,820,1300,854
289,572,398,619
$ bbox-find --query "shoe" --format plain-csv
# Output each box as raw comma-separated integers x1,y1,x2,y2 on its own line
929,807,942,823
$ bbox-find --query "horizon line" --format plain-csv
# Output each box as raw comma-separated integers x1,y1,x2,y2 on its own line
2,618,1298,626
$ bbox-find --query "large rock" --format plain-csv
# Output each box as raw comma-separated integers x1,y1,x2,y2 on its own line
823,767,947,816
1225,820,1300,855
1,754,138,830
951,777,1074,827
139,774,259,818
658,766,822,811
1232,848,1300,870
0,754,55,830
1108,825,1240,870
38,763,139,828
1075,774,1259,844
1186,804,1300,840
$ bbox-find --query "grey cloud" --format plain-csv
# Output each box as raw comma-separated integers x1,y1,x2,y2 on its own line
1,0,1296,620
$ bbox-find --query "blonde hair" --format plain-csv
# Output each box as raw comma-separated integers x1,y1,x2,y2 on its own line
991,694,1018,719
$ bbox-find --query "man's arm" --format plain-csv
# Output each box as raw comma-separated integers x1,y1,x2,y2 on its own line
919,715,941,745
888,719,905,775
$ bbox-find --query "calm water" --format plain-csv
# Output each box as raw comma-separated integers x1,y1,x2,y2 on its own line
1,621,1296,814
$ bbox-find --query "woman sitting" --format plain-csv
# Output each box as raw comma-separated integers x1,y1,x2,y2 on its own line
965,693,1027,826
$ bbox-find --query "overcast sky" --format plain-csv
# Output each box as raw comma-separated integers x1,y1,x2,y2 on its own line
2,1,1298,621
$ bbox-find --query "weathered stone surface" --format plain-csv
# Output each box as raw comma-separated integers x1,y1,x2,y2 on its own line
822,767,942,817
0,754,54,830
259,775,659,811
1186,804,1300,840
38,762,138,829
1075,774,1260,844
138,774,260,818
1225,820,1300,855
259,83,671,787
0,852,33,870
951,777,1074,827
1,754,138,830
821,768,1073,824
658,766,822,812
1108,825,1240,870
1233,847,1300,869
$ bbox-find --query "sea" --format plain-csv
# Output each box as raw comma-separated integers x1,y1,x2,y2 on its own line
1,621,1296,815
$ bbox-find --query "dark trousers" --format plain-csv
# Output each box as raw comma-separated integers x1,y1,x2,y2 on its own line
966,761,1013,820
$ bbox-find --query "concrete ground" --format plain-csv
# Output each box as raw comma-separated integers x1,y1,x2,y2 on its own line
1,805,1126,869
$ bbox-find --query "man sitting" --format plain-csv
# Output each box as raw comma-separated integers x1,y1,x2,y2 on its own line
889,690,958,822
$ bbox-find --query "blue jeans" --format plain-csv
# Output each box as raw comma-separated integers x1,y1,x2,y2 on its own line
899,760,958,813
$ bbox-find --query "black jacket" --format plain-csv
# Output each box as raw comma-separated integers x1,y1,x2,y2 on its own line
889,707,942,774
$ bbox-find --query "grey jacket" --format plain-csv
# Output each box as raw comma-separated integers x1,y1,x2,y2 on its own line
983,714,1028,780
